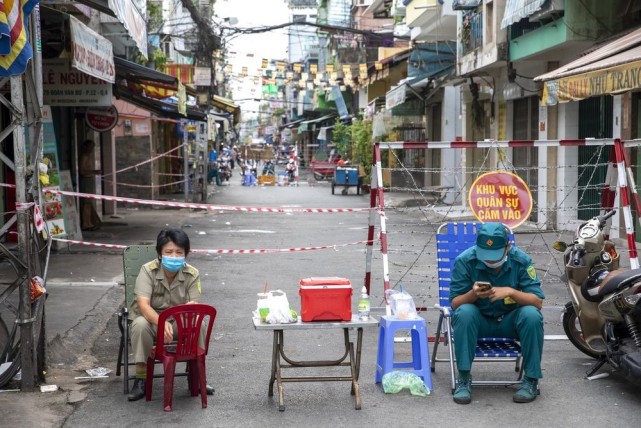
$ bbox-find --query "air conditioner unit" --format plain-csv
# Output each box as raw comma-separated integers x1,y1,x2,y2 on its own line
529,0,564,23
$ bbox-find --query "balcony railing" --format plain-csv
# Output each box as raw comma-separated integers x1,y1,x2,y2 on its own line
460,10,483,56
509,19,542,40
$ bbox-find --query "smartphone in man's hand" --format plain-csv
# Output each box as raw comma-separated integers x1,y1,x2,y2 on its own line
476,281,492,292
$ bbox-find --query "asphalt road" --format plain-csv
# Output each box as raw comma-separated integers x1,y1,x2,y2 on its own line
10,175,641,427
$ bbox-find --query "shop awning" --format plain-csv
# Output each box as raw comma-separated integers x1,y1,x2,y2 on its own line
534,26,641,105
500,0,547,29
113,85,206,122
297,114,336,133
74,0,147,57
386,41,456,109
211,95,240,124
282,118,305,129
114,57,178,87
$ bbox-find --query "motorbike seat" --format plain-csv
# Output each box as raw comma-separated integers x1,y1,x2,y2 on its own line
598,269,641,299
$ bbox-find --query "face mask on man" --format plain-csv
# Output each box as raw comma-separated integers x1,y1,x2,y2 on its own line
162,256,185,272
482,255,507,269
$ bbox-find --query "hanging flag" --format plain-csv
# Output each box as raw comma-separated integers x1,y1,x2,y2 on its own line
342,64,352,74
0,0,40,76
293,63,301,73
261,58,268,68
276,61,285,72
310,64,317,74
326,64,334,74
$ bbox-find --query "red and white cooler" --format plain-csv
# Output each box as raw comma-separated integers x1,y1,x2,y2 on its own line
299,277,352,322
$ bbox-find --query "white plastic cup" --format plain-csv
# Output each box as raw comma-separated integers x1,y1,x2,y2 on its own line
257,292,269,322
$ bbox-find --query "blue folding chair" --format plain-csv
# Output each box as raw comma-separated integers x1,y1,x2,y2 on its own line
430,222,524,393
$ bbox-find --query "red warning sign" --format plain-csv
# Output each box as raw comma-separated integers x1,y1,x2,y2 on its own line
468,171,533,229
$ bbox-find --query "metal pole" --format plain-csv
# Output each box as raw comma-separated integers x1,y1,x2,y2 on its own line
11,75,35,391
183,119,189,201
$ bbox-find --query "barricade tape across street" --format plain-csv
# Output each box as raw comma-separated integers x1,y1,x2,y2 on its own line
1,182,382,213
52,238,378,253
41,188,375,213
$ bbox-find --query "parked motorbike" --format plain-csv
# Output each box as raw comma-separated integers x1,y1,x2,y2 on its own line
553,210,641,385
217,158,231,182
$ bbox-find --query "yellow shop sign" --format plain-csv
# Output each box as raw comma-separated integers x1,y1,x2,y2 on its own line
542,59,641,105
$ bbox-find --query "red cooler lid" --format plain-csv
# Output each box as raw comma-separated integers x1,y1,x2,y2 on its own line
299,277,351,286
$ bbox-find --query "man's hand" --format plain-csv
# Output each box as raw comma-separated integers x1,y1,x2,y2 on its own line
163,321,173,344
473,281,494,299
488,286,543,309
488,286,512,303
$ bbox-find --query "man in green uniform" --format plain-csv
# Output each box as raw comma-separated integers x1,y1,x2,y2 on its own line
127,228,214,401
449,222,544,404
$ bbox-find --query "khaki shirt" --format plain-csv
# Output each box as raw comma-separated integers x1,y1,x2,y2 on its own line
128,259,201,320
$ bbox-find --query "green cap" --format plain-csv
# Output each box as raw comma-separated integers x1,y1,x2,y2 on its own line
476,222,508,261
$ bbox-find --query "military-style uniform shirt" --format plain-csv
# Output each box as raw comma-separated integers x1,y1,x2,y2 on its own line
449,246,544,318
128,259,201,320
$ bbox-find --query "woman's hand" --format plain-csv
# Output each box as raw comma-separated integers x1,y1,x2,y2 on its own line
163,321,173,344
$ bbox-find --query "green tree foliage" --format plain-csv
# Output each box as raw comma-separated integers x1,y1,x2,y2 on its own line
332,119,350,159
352,118,373,180
331,117,373,181
147,1,163,34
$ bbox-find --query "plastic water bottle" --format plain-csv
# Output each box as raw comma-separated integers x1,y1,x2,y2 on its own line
358,286,370,320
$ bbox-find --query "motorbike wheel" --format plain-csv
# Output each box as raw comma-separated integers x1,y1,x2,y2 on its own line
562,301,604,359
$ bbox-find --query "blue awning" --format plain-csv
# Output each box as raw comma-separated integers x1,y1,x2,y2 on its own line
407,41,456,81
500,0,547,29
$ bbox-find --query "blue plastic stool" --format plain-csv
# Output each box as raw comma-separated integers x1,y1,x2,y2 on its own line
375,315,433,391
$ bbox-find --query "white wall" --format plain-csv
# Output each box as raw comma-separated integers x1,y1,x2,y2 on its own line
557,102,579,230
441,86,461,204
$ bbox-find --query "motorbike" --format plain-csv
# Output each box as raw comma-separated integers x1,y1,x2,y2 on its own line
262,160,275,176
553,210,641,385
217,158,231,182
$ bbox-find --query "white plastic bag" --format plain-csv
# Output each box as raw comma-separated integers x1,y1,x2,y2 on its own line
265,290,295,324
386,289,418,319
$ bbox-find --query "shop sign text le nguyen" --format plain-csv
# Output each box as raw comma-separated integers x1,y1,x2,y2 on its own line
468,171,533,229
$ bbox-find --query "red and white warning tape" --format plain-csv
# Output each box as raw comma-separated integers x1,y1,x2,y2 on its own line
1,182,374,213
101,178,187,188
42,188,373,213
100,143,187,177
52,238,378,253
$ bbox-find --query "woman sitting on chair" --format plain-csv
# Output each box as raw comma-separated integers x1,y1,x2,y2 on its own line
127,228,214,401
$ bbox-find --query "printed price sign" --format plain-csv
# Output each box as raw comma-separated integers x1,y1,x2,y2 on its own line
468,171,533,229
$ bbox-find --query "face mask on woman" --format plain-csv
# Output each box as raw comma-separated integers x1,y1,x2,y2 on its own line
161,256,185,272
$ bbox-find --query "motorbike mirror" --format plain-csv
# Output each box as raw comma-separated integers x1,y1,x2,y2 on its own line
552,241,568,252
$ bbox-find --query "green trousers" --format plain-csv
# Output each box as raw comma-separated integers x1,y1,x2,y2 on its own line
452,304,544,379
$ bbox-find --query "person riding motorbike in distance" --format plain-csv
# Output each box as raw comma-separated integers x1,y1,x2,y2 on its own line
449,222,545,405
262,159,275,176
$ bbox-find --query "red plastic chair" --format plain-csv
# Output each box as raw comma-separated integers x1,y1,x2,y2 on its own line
145,304,217,412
